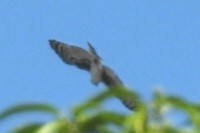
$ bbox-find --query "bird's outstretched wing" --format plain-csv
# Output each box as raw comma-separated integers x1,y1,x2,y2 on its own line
49,39,136,110
101,65,123,86
49,39,103,85
101,65,136,110
49,39,95,70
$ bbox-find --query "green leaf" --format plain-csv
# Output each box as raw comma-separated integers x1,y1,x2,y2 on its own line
73,90,112,116
164,96,200,128
124,106,147,133
36,119,79,133
73,87,140,116
0,103,61,122
153,91,200,132
77,111,125,132
10,123,43,133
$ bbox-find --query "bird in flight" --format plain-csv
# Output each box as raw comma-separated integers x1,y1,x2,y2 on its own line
49,39,136,110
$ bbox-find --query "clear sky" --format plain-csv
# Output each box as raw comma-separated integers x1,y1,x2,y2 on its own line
1,1,200,132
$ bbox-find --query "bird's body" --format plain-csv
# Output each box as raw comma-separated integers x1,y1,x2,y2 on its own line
49,39,135,110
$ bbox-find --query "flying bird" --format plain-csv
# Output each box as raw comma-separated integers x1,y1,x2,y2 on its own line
49,39,136,110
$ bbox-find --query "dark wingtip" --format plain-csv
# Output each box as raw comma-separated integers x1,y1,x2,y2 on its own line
49,39,61,52
49,39,62,48
121,99,136,111
87,42,103,60
49,39,57,45
87,41,92,47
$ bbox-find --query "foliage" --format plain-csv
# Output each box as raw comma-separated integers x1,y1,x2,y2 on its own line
0,87,199,133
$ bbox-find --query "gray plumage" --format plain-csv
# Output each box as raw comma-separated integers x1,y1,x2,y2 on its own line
49,40,94,70
101,65,135,110
49,39,135,110
49,40,102,86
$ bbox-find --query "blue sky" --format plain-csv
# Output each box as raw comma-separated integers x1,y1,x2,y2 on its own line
1,1,200,132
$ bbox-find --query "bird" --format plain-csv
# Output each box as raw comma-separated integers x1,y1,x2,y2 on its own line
49,39,136,110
